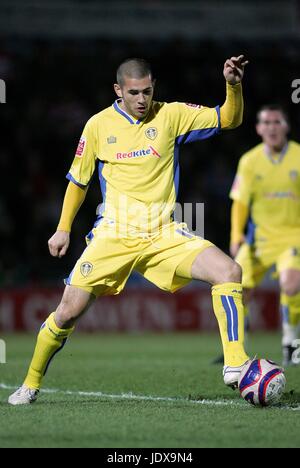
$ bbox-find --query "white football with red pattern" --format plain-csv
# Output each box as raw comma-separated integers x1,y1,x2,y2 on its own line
238,359,286,407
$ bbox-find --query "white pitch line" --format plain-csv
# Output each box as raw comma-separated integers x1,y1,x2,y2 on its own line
0,383,248,408
0,383,299,411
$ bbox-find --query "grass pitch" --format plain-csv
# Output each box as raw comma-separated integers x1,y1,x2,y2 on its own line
0,332,299,448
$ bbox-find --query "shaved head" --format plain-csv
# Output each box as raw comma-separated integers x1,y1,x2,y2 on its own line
117,58,153,87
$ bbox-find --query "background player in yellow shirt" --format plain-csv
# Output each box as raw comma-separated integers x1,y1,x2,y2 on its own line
9,55,251,405
230,105,300,366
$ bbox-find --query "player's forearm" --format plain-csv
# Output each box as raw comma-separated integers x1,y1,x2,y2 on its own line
230,199,249,244
220,82,243,130
57,181,87,232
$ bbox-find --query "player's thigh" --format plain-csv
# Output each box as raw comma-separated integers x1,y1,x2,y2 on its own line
55,285,96,328
191,245,242,285
136,225,214,292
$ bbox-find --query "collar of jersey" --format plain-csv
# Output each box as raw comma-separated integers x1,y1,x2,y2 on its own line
113,99,144,125
264,142,289,165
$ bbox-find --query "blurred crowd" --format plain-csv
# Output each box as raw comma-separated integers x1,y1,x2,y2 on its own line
0,37,299,287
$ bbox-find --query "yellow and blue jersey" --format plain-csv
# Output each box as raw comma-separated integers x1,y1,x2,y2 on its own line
230,141,300,248
67,99,220,233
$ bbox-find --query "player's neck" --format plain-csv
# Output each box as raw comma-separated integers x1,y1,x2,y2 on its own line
264,141,288,156
117,99,141,121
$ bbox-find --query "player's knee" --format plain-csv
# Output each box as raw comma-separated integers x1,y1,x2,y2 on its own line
224,261,242,284
281,281,300,297
210,260,242,285
280,272,300,297
54,285,94,328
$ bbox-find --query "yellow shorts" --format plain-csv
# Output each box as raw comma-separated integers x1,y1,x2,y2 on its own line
66,219,214,297
236,243,300,289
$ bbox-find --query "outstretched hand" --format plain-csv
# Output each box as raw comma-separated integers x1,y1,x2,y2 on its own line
223,55,249,85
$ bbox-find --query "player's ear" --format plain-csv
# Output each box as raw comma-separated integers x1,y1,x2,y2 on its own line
114,83,123,98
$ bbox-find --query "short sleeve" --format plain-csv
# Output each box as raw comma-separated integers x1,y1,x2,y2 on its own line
230,157,253,206
167,102,221,144
66,117,98,188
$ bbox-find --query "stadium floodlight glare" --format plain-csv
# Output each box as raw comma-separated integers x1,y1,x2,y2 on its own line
0,79,6,103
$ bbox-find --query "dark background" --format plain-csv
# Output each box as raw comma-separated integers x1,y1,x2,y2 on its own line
0,2,299,288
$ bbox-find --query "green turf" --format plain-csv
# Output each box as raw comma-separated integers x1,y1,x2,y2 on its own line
0,332,299,448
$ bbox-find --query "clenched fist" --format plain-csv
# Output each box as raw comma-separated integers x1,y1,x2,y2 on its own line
48,230,70,258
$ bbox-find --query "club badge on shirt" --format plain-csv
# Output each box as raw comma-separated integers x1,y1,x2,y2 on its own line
145,127,158,140
80,262,93,277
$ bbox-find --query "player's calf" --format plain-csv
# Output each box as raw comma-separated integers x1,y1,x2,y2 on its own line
8,287,95,406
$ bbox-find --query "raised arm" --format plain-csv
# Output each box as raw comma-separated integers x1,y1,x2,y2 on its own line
48,181,87,258
220,55,249,130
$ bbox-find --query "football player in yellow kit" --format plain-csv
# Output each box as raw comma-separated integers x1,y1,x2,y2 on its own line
9,56,250,405
230,105,300,366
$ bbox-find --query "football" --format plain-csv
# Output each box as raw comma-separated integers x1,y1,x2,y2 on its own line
238,359,286,407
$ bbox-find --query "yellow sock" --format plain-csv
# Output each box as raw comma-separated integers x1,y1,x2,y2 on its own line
24,313,74,390
281,292,300,327
212,282,249,367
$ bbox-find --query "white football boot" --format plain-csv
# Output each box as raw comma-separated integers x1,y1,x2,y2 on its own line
223,360,249,389
8,385,39,406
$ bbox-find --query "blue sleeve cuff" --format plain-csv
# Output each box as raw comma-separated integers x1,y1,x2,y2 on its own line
66,172,87,189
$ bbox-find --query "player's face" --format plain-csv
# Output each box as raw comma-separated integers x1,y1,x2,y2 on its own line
256,110,289,151
114,76,155,119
